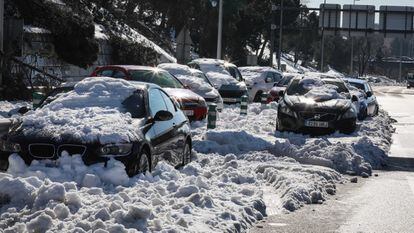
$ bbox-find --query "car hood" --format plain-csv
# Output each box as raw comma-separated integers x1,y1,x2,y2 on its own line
285,95,352,112
164,88,204,103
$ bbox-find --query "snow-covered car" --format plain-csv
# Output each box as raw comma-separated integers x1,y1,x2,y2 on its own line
277,76,358,134
407,73,414,88
239,66,283,102
91,65,208,121
344,78,379,117
157,63,224,111
347,85,369,120
0,78,192,176
188,59,248,104
268,74,296,103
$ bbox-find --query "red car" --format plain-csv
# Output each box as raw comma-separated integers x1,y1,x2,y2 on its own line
268,74,295,103
91,65,207,121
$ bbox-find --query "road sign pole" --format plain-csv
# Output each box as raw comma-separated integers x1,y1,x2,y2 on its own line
270,3,276,67
217,0,223,59
278,0,284,70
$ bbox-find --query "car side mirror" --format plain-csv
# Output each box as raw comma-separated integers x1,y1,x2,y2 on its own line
278,90,284,97
18,106,30,115
366,91,373,98
352,96,359,102
154,110,173,121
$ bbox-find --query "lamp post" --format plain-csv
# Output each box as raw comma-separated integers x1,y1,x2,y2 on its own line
350,0,360,76
320,0,326,72
210,0,223,59
278,0,284,70
0,0,4,86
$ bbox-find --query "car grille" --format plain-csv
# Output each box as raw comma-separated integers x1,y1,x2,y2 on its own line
300,112,337,121
219,90,246,98
28,144,87,159
29,144,56,159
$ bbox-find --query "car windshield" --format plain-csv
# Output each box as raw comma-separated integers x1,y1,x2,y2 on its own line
129,70,184,88
192,72,214,87
40,86,147,118
287,79,349,95
277,76,293,86
349,82,365,91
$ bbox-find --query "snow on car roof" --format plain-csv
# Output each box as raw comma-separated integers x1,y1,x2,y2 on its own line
239,66,281,82
190,59,238,88
21,77,146,144
344,78,367,84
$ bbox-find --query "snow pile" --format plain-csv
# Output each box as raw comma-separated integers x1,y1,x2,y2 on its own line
1,152,269,232
0,101,31,119
21,77,142,144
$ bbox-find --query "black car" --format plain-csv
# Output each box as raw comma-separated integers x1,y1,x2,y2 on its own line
277,77,358,134
0,79,192,177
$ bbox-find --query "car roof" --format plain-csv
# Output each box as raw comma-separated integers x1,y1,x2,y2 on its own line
191,58,237,67
60,78,160,90
343,78,367,84
98,65,165,72
239,66,282,74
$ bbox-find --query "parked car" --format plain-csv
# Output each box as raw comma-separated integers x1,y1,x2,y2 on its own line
0,77,192,176
91,65,208,121
239,66,283,102
157,63,224,111
344,78,379,117
347,85,369,120
188,59,248,104
277,76,358,134
268,74,296,103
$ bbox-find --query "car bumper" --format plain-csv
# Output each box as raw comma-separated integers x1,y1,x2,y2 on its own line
278,112,357,134
183,106,208,121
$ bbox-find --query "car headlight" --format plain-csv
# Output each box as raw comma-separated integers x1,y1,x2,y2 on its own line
342,107,357,119
279,101,297,118
0,139,21,153
98,143,133,157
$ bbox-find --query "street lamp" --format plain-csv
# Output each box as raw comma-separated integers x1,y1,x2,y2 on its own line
210,0,223,59
350,0,360,76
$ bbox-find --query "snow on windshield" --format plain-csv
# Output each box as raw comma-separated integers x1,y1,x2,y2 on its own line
21,77,143,144
158,63,214,93
194,59,239,88
294,76,348,101
239,67,272,84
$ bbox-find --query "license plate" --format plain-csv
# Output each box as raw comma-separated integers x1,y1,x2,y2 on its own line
223,98,238,103
305,121,329,128
184,110,194,116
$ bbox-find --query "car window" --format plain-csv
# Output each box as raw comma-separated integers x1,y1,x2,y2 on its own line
287,79,349,95
349,82,365,91
159,90,176,113
193,72,214,87
113,70,127,79
130,70,184,89
265,72,274,83
149,89,168,117
226,66,243,82
97,69,113,77
122,90,146,118
273,73,283,83
278,76,293,86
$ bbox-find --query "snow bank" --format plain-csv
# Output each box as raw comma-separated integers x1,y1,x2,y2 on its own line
21,77,142,144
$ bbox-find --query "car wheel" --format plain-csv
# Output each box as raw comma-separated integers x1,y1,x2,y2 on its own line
127,150,150,177
276,118,284,132
340,122,357,134
182,140,192,166
374,105,379,116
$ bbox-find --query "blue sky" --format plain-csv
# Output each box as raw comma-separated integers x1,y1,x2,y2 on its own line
305,0,414,8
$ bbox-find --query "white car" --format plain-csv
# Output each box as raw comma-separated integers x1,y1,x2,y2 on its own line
158,63,224,111
344,78,379,117
188,59,248,104
239,66,283,102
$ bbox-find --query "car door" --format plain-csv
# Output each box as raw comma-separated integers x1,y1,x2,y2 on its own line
148,88,177,165
159,90,186,166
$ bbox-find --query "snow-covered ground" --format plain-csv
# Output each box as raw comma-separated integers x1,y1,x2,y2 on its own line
0,95,393,232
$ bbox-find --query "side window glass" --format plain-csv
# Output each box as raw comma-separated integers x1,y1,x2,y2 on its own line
149,89,167,117
113,70,127,79
274,73,282,83
265,73,273,83
97,69,113,77
159,91,176,113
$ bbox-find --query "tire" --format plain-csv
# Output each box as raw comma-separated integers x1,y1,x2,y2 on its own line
340,123,357,135
182,140,192,166
127,150,150,177
373,105,379,116
276,118,284,132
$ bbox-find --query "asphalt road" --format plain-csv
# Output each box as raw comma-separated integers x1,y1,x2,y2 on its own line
249,86,414,233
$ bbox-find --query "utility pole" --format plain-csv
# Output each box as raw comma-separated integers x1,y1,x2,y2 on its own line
320,0,326,72
350,0,359,76
270,3,276,67
216,0,223,59
399,39,404,82
0,0,4,86
278,0,284,70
